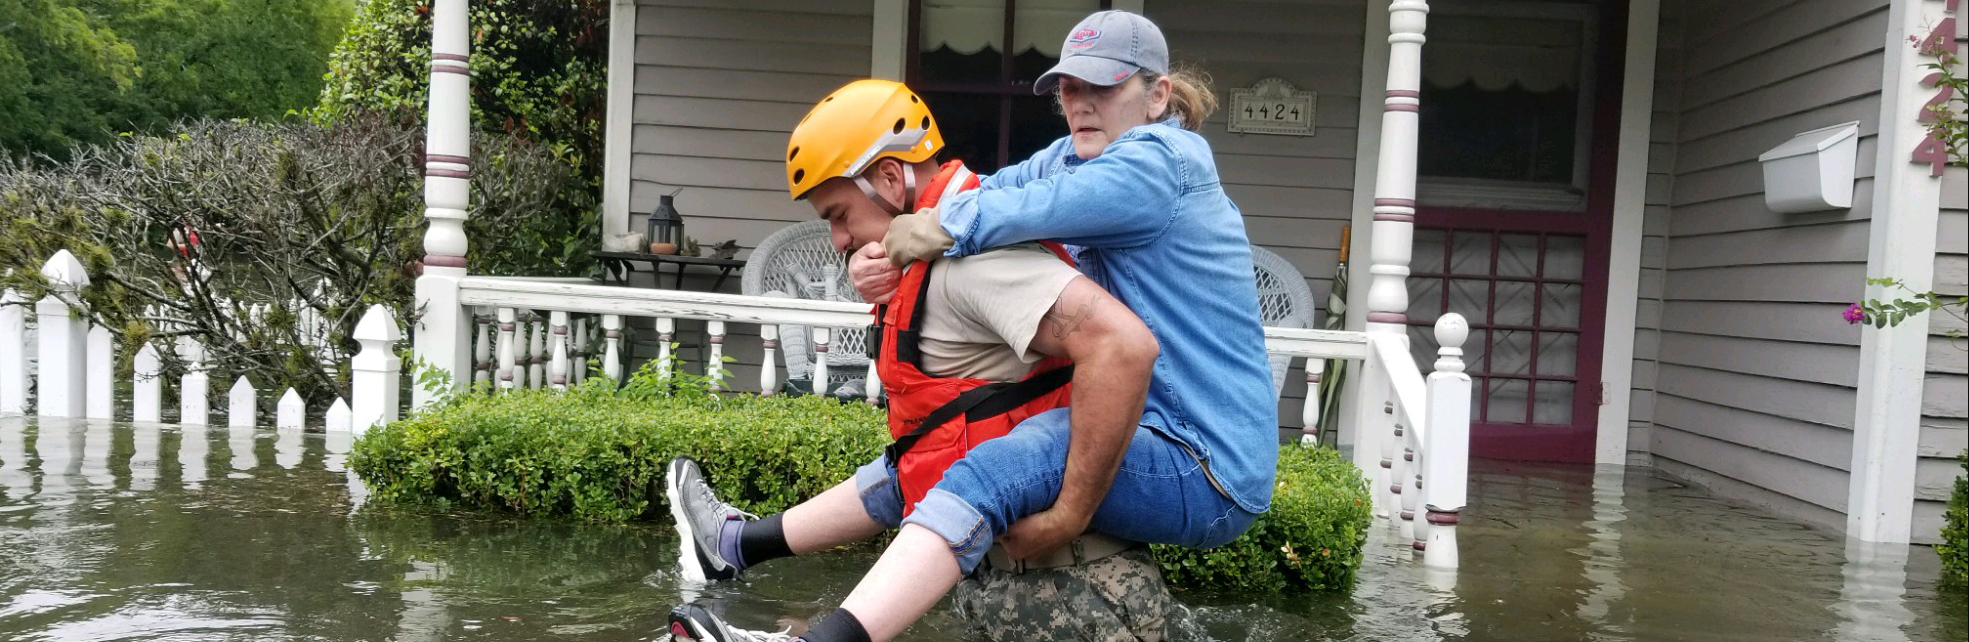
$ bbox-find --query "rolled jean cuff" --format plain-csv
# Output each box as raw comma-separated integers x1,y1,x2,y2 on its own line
901,488,994,574
853,455,905,529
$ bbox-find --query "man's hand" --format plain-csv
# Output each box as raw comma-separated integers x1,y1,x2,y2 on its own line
848,242,901,304
882,207,955,266
998,506,1091,561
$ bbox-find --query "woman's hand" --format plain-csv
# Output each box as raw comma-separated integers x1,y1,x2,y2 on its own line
848,242,901,304
881,207,954,266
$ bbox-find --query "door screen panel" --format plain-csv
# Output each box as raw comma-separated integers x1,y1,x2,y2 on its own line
1410,228,1585,427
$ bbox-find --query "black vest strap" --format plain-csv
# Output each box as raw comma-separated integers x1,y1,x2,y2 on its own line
883,364,1075,464
868,262,938,367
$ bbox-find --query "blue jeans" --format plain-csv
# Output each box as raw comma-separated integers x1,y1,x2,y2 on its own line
853,408,1259,574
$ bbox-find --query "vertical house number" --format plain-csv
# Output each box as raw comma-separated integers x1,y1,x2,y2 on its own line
1912,0,1962,176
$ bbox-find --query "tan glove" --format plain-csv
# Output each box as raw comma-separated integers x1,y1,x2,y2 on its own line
882,207,955,267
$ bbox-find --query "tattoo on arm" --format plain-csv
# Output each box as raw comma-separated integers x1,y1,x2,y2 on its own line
1045,291,1100,340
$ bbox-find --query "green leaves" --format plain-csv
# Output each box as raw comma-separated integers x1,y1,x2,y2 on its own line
1941,451,1967,586
1149,444,1373,594
350,374,891,522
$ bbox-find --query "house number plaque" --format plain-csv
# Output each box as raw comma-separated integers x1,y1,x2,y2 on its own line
1228,78,1316,136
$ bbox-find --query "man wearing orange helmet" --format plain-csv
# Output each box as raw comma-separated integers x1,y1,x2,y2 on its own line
666,79,1166,642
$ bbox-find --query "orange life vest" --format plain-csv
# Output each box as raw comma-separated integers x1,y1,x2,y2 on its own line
875,161,1076,515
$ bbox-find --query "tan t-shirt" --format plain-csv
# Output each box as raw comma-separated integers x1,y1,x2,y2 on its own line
916,242,1082,382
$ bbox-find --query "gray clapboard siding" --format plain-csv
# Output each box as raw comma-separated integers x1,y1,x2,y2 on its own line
1912,28,1968,543
1647,0,1886,528
1630,19,1684,457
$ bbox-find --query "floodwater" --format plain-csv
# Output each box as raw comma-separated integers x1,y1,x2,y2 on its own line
0,418,1961,641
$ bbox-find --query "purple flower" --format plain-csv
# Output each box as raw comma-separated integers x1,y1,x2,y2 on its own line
1843,303,1867,325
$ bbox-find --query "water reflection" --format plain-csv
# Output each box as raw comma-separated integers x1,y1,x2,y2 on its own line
0,421,1961,642
129,424,159,491
1,419,29,500
275,427,303,470
229,426,258,473
178,426,208,488
1835,539,1916,642
81,421,113,489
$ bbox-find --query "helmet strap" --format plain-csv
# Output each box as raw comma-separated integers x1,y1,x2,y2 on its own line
852,163,917,216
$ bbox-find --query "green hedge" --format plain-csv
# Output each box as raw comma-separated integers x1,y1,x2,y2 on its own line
352,373,1372,592
1941,451,1966,586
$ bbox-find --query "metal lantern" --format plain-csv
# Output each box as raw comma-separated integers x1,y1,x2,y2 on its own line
646,191,685,254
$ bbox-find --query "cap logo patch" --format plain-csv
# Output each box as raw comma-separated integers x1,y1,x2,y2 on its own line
1068,28,1101,48
1113,70,1131,81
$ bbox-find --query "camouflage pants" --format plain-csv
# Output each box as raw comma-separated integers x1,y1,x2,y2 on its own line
950,547,1174,642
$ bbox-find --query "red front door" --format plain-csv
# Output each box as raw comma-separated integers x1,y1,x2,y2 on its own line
1401,0,1627,463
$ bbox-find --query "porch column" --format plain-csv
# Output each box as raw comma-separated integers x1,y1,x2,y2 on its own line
412,0,474,408
1352,1,1428,482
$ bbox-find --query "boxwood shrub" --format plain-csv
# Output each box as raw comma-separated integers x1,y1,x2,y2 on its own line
351,371,1373,592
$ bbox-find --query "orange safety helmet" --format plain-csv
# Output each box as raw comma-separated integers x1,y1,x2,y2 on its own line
786,80,943,210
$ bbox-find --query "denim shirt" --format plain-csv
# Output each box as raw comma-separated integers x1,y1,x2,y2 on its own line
937,120,1278,514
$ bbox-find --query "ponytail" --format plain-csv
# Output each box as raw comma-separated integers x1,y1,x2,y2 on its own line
1143,63,1216,132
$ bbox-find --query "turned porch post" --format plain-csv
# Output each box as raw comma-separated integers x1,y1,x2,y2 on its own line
411,0,474,409
1352,0,1428,512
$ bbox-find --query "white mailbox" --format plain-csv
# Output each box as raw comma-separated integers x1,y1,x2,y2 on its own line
1757,121,1860,213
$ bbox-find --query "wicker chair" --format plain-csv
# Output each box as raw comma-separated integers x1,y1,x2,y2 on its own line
741,221,872,397
1250,245,1318,399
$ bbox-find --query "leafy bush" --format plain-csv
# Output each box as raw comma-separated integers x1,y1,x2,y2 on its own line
352,369,892,521
315,0,605,277
353,368,1372,592
1941,451,1967,586
1152,444,1372,593
0,117,576,414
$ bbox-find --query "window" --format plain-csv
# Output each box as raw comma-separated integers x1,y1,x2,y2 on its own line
910,0,1107,173
1415,3,1599,211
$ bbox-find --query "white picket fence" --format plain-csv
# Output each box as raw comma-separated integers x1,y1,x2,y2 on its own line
0,250,398,435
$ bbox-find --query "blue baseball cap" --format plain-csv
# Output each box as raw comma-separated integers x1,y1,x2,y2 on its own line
1033,10,1170,96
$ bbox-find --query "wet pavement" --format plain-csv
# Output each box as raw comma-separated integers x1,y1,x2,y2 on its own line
0,418,1962,641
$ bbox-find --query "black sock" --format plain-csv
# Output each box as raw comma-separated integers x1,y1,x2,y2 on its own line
798,608,871,642
737,513,794,567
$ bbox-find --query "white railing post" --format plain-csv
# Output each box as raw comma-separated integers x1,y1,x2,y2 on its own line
811,326,831,393
602,314,623,382
133,343,163,422
228,376,258,428
527,312,546,390
411,0,475,410
706,321,726,391
351,305,402,435
473,310,493,387
760,323,780,395
1352,352,1392,516
179,337,210,426
36,250,90,418
277,388,306,430
86,325,113,419
496,307,517,391
655,317,675,380
549,310,570,391
571,316,589,386
1359,0,1428,518
1302,359,1326,443
1396,417,1417,544
0,286,24,416
864,355,883,405
1423,313,1470,569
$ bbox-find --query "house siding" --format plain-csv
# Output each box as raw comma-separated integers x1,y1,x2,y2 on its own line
1645,0,1889,532
1145,0,1367,430
1916,164,1967,544
1629,16,1684,464
628,0,875,388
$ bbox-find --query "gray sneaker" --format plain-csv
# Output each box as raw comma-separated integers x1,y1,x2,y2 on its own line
666,456,753,582
668,604,794,642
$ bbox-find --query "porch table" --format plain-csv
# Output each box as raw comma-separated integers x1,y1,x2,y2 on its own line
592,251,746,291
